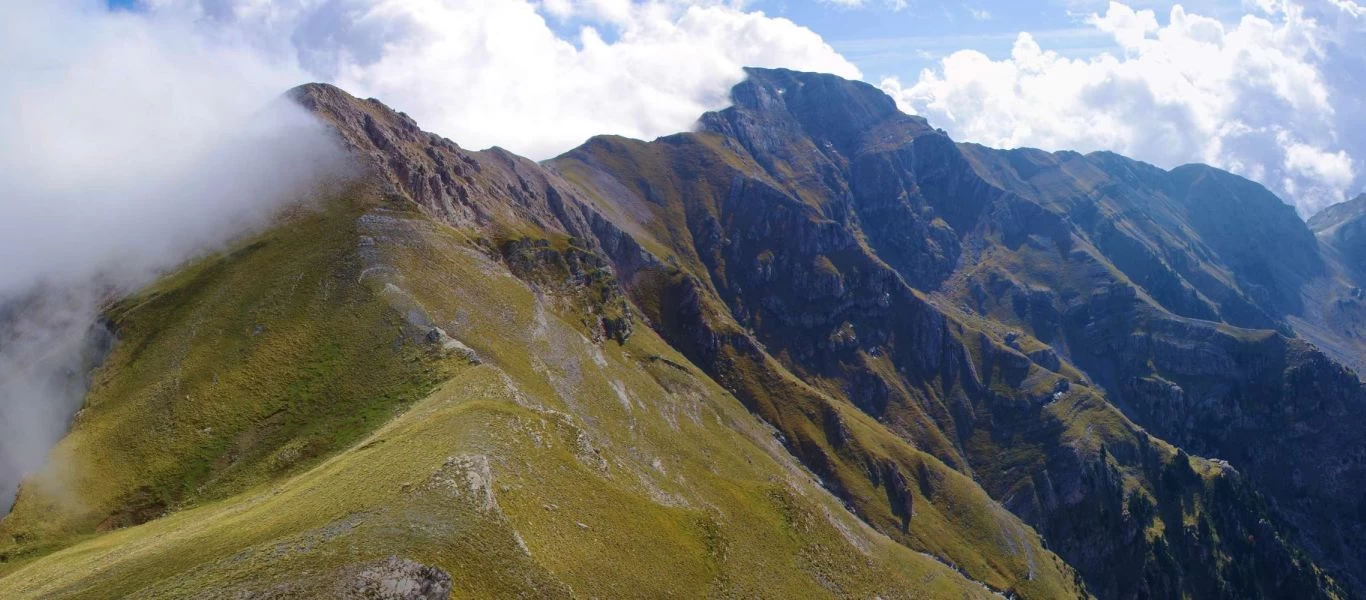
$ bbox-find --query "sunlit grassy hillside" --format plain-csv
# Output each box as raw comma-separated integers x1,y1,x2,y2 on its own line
0,187,1014,599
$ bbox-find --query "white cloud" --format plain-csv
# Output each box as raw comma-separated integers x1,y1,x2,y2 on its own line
882,1,1364,215
1327,0,1365,17
1284,136,1355,188
968,7,992,20
0,3,348,296
0,0,860,512
0,0,350,512
144,0,860,159
1088,1,1159,48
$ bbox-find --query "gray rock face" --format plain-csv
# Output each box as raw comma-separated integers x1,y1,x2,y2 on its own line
426,327,481,364
290,83,643,347
335,556,452,600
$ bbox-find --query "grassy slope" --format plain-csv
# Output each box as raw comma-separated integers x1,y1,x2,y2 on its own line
552,122,1340,597
0,193,449,559
0,189,998,599
554,136,1089,599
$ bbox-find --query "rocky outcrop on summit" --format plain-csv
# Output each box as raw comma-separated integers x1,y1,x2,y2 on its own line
290,84,583,235
698,68,972,291
289,83,649,344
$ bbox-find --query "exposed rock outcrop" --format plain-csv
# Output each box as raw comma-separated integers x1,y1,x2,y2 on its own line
334,557,453,600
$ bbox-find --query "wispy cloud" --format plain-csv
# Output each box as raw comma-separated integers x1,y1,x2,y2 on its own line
0,1,351,513
832,26,1115,68
833,26,1107,50
819,0,910,10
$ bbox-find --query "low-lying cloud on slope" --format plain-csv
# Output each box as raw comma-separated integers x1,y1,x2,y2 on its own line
0,0,854,513
0,1,349,512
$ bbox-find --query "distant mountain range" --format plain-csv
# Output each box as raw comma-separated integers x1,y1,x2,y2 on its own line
1,68,1363,599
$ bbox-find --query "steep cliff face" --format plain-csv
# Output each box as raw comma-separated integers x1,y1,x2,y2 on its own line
946,142,1366,593
552,68,1354,597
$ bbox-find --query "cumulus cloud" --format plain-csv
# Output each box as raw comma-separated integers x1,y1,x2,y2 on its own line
0,0,348,513
881,0,1365,216
144,0,860,159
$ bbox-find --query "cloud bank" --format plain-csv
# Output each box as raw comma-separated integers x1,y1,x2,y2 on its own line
145,0,860,159
0,0,857,513
0,1,348,512
881,0,1366,216
124,0,1363,218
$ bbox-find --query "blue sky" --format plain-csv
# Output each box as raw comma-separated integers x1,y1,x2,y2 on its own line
761,0,1128,77
528,0,1150,81
748,0,1247,80
101,0,1245,84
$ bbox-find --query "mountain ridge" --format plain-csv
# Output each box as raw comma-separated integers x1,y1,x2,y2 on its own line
552,68,1363,597
1,69,1362,599
298,68,1363,595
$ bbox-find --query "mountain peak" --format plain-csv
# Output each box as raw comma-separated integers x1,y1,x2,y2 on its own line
287,82,382,122
731,67,902,125
700,67,934,157
287,82,431,149
286,81,350,107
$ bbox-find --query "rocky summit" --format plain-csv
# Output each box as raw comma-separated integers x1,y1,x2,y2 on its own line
1,68,1363,600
